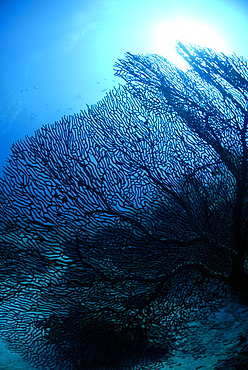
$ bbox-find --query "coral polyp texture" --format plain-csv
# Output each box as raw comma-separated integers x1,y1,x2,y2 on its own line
0,43,247,369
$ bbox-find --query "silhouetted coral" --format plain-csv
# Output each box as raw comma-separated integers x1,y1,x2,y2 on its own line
0,43,247,369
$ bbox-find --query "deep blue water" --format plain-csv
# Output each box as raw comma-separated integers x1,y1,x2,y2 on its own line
0,0,248,177
0,1,248,369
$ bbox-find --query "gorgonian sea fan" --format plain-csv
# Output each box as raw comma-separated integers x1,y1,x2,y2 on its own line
0,43,247,369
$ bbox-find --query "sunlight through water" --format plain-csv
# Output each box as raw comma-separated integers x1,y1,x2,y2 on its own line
153,18,229,70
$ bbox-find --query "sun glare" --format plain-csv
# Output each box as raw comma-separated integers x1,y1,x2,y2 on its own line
153,18,229,70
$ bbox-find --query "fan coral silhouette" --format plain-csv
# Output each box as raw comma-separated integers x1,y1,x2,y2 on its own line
0,43,247,369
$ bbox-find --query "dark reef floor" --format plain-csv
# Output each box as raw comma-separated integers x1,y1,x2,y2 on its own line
0,299,247,370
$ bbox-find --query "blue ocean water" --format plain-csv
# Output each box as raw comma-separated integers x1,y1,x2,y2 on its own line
0,0,124,176
0,1,248,369
0,0,248,177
